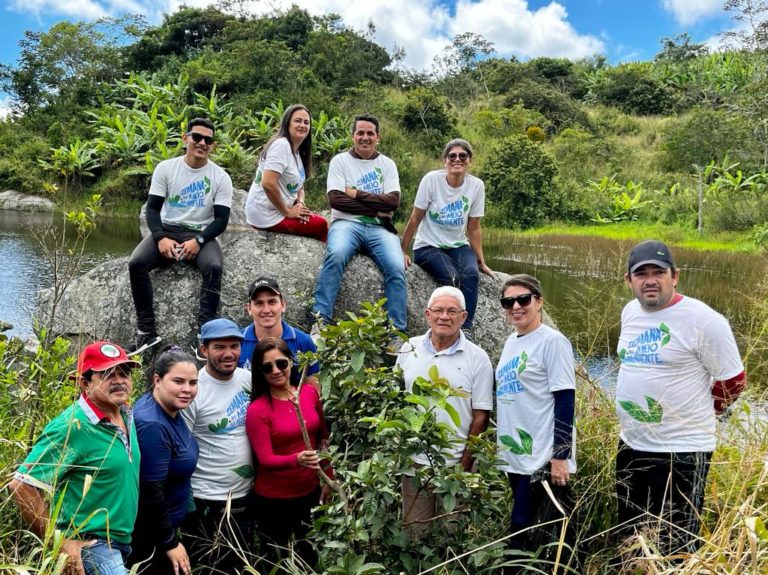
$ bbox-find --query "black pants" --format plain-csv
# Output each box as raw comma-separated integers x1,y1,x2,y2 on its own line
615,441,712,555
127,532,176,575
181,496,254,575
128,225,223,333
252,488,320,569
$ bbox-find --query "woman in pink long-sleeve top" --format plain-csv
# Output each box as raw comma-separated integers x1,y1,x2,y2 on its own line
245,337,332,567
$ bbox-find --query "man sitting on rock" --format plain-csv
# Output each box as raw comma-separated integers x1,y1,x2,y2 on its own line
311,114,407,346
128,117,234,353
239,276,319,386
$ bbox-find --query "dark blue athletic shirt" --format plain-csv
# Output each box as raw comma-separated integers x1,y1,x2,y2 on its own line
134,393,199,527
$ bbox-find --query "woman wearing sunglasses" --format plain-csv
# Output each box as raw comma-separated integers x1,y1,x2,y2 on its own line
495,274,576,569
129,346,199,575
245,337,332,567
245,103,328,242
401,138,495,335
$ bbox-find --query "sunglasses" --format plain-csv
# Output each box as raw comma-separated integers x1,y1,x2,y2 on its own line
188,132,215,146
446,152,469,161
500,293,536,309
260,358,291,374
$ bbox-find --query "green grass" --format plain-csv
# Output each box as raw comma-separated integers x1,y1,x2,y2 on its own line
501,221,760,254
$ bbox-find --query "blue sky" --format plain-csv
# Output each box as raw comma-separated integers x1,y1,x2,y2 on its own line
0,0,742,109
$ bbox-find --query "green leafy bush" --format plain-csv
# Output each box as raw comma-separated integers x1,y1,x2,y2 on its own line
481,135,560,228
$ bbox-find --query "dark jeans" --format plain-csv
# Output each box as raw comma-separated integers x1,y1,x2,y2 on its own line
128,225,223,332
181,496,254,575
127,525,180,575
615,440,712,555
414,244,479,330
252,488,320,569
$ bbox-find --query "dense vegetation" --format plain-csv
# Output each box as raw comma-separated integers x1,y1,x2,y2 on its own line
2,6,768,250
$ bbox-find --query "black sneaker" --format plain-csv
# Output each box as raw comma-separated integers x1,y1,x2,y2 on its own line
127,331,162,355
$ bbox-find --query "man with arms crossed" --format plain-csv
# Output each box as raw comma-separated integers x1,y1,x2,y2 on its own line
181,318,253,573
311,114,407,342
9,341,141,575
616,240,746,555
396,286,493,538
129,117,234,352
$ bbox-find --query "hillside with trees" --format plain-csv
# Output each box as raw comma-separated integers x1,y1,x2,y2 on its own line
2,5,768,248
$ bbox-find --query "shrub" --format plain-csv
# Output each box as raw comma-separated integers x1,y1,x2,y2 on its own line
473,104,548,139
401,87,457,152
504,78,591,133
480,135,560,228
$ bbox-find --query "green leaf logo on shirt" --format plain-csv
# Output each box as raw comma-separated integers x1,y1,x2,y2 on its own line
462,196,469,213
429,210,441,222
517,351,528,374
659,322,671,346
618,348,626,360
203,176,211,195
208,417,229,433
375,166,383,185
619,395,663,423
231,464,254,479
500,429,534,455
255,170,262,185
287,182,299,193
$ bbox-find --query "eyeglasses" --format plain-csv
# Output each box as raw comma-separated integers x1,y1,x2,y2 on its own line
260,358,291,374
446,152,469,161
188,132,214,145
428,307,464,317
500,293,536,309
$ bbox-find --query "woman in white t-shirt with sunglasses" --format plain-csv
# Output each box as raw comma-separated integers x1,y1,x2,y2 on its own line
245,104,328,242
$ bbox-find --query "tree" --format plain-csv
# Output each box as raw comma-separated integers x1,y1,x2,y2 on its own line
654,33,708,62
722,0,768,51
3,18,140,112
434,32,496,101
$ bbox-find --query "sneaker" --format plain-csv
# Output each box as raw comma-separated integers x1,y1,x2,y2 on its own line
127,331,161,355
309,319,326,344
190,344,206,362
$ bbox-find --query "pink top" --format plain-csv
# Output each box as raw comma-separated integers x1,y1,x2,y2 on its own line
245,385,330,498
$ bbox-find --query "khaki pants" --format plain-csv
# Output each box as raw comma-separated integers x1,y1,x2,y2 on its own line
401,468,462,540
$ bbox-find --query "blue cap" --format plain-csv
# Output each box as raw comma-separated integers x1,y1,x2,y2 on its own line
199,318,243,343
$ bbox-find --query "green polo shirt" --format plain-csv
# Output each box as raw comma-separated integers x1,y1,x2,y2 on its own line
15,396,140,544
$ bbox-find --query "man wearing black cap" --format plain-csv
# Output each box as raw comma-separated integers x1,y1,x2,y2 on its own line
615,240,746,555
239,277,319,385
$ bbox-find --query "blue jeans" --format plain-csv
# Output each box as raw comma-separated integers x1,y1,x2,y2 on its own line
313,219,407,330
82,539,130,575
414,245,479,330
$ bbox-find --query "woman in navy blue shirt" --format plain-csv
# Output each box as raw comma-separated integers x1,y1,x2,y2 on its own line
129,346,199,575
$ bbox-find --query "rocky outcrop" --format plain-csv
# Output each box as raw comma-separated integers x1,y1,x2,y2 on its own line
37,230,519,362
0,191,55,212
139,188,251,239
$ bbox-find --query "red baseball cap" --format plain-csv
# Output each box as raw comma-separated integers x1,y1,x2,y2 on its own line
73,341,141,378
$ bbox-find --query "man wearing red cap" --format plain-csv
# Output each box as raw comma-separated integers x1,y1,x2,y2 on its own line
616,240,746,556
9,341,141,575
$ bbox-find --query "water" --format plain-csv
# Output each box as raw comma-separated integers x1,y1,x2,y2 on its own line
2,214,766,388
0,211,142,339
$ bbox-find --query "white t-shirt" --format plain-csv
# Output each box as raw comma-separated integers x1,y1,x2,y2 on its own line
326,151,400,224
616,296,744,453
496,324,577,475
245,138,306,228
396,331,494,466
413,170,485,250
150,156,234,231
181,367,253,500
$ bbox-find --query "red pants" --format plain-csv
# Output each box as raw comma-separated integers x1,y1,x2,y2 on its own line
260,214,328,242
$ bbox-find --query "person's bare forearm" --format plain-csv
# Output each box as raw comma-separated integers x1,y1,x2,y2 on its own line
9,479,49,536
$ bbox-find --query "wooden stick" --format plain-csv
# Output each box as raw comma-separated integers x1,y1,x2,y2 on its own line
291,363,350,514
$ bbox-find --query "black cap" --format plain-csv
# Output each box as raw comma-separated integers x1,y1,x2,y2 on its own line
627,240,675,273
248,277,282,299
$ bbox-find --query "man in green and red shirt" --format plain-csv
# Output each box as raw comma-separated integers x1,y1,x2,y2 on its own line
9,341,141,575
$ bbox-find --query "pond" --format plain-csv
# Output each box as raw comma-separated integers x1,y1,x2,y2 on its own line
1,212,766,387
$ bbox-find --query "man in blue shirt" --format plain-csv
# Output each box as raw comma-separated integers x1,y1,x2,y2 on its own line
239,277,319,385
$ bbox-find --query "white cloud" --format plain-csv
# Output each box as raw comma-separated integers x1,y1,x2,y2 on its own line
660,0,723,26
0,96,12,118
8,0,109,20
6,0,605,69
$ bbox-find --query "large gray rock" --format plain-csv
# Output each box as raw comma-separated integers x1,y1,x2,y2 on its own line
37,231,518,362
0,190,55,212
139,188,250,239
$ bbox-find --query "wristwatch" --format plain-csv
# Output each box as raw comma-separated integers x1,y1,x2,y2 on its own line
194,235,205,245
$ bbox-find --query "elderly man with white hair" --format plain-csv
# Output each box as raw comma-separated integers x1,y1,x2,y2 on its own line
396,286,494,538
